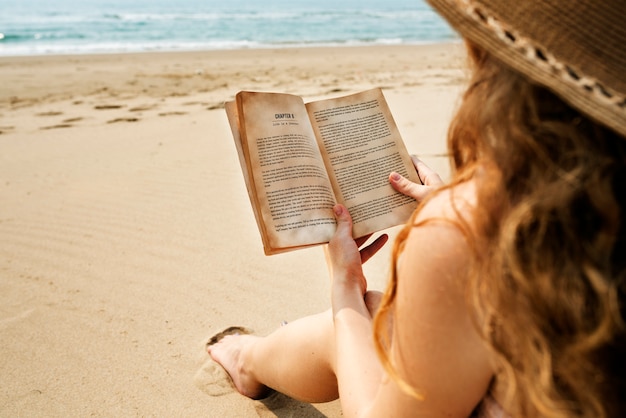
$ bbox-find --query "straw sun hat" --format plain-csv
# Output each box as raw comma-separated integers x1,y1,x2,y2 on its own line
426,0,626,138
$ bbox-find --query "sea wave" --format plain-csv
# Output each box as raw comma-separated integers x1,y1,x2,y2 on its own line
0,0,455,56
0,37,457,57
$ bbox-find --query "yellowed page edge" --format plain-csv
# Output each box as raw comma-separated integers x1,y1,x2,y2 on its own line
237,91,337,254
306,88,419,238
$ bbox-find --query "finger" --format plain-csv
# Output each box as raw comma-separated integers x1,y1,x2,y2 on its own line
360,234,389,264
412,156,444,187
389,171,429,201
331,204,353,241
409,155,424,184
355,233,374,248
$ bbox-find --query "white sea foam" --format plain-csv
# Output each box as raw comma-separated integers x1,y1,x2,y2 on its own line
0,0,456,56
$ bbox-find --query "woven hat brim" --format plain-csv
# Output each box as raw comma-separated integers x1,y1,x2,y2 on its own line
427,0,626,139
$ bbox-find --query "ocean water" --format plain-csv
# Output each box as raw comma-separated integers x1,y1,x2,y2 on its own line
0,0,456,56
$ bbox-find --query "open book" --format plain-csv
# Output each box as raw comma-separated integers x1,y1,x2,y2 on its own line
225,88,420,255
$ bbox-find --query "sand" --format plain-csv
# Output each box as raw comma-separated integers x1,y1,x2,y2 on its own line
0,44,466,417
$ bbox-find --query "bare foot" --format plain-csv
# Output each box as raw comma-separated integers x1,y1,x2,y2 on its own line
208,334,271,399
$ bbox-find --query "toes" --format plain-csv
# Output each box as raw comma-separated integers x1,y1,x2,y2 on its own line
206,326,251,351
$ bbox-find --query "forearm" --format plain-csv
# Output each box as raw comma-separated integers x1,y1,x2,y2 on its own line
332,282,383,418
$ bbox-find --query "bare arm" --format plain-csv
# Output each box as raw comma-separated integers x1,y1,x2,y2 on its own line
327,204,385,409
327,184,494,417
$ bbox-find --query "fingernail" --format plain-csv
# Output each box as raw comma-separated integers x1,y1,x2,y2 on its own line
390,172,401,181
334,205,343,216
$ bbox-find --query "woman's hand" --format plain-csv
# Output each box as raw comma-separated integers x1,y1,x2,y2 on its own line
325,205,388,297
326,204,389,415
389,155,444,201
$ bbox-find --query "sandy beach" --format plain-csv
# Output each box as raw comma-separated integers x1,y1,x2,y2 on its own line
0,44,466,417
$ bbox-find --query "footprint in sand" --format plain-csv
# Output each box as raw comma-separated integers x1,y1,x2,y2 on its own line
63,117,84,123
194,358,235,397
129,104,159,112
35,111,63,117
40,124,73,130
94,104,124,110
107,117,139,124
182,101,210,106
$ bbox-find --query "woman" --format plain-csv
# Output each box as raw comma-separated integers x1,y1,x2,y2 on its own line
208,0,626,416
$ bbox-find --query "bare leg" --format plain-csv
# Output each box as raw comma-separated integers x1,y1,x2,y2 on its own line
208,291,383,403
209,309,339,402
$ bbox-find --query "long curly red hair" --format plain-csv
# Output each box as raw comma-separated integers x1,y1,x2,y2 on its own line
374,42,626,417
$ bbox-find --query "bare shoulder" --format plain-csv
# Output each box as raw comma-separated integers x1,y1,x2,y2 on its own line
415,180,477,227
399,180,478,293
400,180,480,282
400,180,478,266
381,179,492,417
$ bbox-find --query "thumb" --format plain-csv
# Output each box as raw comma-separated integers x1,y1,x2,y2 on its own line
328,204,356,264
333,204,353,235
333,204,352,240
389,172,428,201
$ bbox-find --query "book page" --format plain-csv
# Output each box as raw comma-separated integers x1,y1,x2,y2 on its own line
306,88,420,238
236,91,337,254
